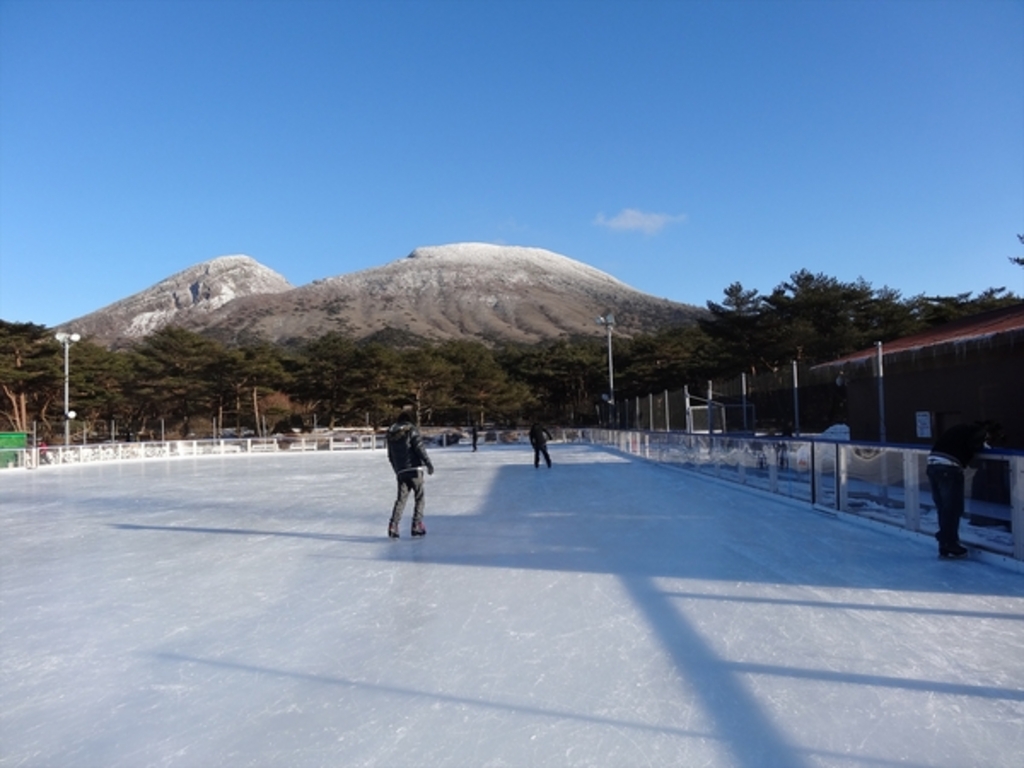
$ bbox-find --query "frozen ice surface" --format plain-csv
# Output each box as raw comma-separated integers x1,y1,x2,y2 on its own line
2,444,1022,767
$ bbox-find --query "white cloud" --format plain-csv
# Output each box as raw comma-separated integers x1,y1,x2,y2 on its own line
593,208,687,235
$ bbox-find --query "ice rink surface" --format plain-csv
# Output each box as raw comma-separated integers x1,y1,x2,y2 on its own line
2,443,1023,768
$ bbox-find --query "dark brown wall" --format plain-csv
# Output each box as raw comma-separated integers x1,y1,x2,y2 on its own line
845,337,1024,448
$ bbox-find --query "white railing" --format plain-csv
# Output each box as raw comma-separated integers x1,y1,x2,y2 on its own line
6,429,1020,562
0,433,385,470
585,429,1024,562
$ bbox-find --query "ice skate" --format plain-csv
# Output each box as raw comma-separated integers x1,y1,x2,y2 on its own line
411,521,426,537
388,520,400,539
938,542,967,559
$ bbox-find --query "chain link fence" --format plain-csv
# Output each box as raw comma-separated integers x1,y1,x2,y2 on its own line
602,361,856,437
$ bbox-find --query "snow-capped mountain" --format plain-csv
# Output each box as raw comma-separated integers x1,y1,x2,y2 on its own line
59,255,293,348
61,244,703,348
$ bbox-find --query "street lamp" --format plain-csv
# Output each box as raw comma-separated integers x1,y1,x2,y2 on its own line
55,332,80,446
596,313,615,427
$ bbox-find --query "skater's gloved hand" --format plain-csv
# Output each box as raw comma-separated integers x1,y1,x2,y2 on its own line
427,464,435,475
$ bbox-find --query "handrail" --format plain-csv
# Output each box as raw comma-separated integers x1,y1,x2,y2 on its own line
0,433,384,470
585,429,1023,563
5,429,1019,563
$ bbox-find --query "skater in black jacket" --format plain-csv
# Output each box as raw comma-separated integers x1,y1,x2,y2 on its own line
386,410,434,538
926,421,995,558
529,423,553,468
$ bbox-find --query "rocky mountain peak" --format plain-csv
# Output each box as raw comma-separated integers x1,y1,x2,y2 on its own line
58,255,293,347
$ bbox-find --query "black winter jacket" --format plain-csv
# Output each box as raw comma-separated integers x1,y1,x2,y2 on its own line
529,424,552,448
930,423,988,469
387,420,433,476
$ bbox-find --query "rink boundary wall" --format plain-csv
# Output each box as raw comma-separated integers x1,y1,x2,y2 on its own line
5,429,1021,567
584,429,1024,565
0,427,567,470
0,433,384,470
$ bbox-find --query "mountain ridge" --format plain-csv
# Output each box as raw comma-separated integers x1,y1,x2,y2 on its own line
59,243,704,348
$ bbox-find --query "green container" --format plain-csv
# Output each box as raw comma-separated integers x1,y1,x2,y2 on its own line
0,432,27,469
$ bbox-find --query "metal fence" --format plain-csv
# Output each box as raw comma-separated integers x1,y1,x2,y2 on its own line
0,433,385,469
0,427,584,469
605,362,842,436
6,427,1020,564
0,426,590,469
585,428,1024,564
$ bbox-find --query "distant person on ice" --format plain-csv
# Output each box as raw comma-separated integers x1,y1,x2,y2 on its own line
926,421,996,559
386,409,434,538
529,423,553,468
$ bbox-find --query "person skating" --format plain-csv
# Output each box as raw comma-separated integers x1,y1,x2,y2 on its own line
386,409,434,538
926,421,995,558
529,423,553,468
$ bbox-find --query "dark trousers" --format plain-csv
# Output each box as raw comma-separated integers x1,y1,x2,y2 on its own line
391,472,425,525
926,464,964,548
533,445,551,468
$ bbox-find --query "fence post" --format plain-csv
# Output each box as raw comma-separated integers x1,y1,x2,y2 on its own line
684,386,692,433
903,449,920,531
792,360,800,437
1011,455,1023,561
741,372,748,432
837,444,849,512
707,380,713,435
876,341,887,443
811,442,822,506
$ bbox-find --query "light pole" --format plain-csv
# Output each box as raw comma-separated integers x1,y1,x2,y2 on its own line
55,332,80,446
875,341,886,443
596,313,615,427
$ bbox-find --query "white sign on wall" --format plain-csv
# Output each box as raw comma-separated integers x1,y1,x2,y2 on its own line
915,411,932,439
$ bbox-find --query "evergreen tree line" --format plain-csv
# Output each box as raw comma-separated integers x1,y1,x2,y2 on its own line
1,270,1018,441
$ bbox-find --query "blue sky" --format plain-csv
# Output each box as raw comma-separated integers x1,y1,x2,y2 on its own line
1,0,1022,329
